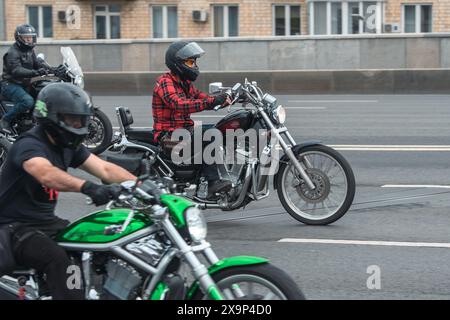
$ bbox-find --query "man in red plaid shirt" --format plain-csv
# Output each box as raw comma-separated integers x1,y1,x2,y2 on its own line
152,41,231,197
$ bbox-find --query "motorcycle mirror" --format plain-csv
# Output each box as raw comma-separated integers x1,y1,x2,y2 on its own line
231,83,242,95
209,82,223,94
37,53,46,61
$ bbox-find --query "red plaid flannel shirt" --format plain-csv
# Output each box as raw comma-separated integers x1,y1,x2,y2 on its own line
152,72,215,141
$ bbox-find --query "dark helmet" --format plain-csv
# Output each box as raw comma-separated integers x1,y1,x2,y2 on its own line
14,24,37,50
34,83,93,149
165,41,205,82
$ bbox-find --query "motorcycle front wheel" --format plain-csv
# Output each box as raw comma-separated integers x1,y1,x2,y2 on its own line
191,264,305,300
0,137,11,172
276,145,355,225
83,108,112,155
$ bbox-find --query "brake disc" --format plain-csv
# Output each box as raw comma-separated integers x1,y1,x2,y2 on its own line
296,168,330,203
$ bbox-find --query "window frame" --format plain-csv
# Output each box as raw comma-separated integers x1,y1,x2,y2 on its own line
401,3,432,33
272,4,302,36
26,5,53,40
309,0,383,35
151,5,178,39
94,4,121,40
212,4,239,37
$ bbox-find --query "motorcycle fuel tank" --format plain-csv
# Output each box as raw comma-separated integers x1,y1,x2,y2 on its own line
215,110,255,134
56,209,153,243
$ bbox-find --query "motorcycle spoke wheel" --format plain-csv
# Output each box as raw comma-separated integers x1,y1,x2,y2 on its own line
83,116,105,148
203,275,287,300
280,149,350,223
191,264,304,300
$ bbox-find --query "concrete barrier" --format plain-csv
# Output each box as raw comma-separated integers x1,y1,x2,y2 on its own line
1,35,450,94
1,34,450,72
84,69,450,95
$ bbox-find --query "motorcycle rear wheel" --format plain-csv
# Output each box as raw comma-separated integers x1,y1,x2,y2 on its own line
83,109,112,155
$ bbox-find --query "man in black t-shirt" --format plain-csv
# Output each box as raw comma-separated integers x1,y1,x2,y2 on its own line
0,83,136,299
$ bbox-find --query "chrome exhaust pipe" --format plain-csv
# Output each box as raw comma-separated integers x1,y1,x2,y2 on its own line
228,164,252,210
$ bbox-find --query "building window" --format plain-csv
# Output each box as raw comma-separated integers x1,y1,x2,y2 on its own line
95,5,121,39
313,2,327,35
273,5,301,36
309,1,383,35
348,2,360,34
403,4,432,33
331,2,342,35
27,6,53,38
152,5,178,38
213,5,239,37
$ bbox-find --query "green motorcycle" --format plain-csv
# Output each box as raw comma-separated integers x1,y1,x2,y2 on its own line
0,174,304,300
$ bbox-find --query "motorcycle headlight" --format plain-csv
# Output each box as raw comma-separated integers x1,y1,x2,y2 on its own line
272,105,286,124
185,206,207,243
75,75,85,89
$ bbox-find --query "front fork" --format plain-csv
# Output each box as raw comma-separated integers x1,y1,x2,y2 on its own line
259,109,316,190
161,218,224,300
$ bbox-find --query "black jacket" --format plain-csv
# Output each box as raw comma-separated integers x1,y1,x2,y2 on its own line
1,43,45,87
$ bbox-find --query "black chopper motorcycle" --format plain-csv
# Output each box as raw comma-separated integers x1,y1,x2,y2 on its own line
104,79,355,225
0,47,112,157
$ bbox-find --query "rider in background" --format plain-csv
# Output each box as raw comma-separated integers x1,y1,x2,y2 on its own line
0,24,51,132
152,41,232,198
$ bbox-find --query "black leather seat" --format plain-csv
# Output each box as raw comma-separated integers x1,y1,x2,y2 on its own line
105,153,143,176
125,128,156,146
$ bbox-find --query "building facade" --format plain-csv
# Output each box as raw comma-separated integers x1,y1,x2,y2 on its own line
0,0,5,40
1,0,448,41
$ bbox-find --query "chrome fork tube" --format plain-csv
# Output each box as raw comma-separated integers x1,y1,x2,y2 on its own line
161,218,224,299
200,241,220,265
258,108,315,190
284,130,297,146
82,252,92,299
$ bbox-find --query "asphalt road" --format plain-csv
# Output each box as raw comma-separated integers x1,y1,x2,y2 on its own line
57,94,450,299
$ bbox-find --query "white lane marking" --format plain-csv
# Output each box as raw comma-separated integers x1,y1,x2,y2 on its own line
112,126,152,129
278,238,450,248
382,185,450,189
191,115,223,118
330,145,450,151
287,100,379,103
284,107,327,110
106,137,450,152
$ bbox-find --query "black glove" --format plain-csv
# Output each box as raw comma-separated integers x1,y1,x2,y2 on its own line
53,64,66,75
81,181,122,206
34,68,48,76
210,93,229,109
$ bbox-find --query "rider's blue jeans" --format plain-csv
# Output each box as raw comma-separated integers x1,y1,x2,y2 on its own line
0,82,34,123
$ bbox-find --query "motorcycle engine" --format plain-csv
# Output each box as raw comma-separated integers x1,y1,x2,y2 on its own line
125,232,171,266
103,233,171,300
103,259,142,300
